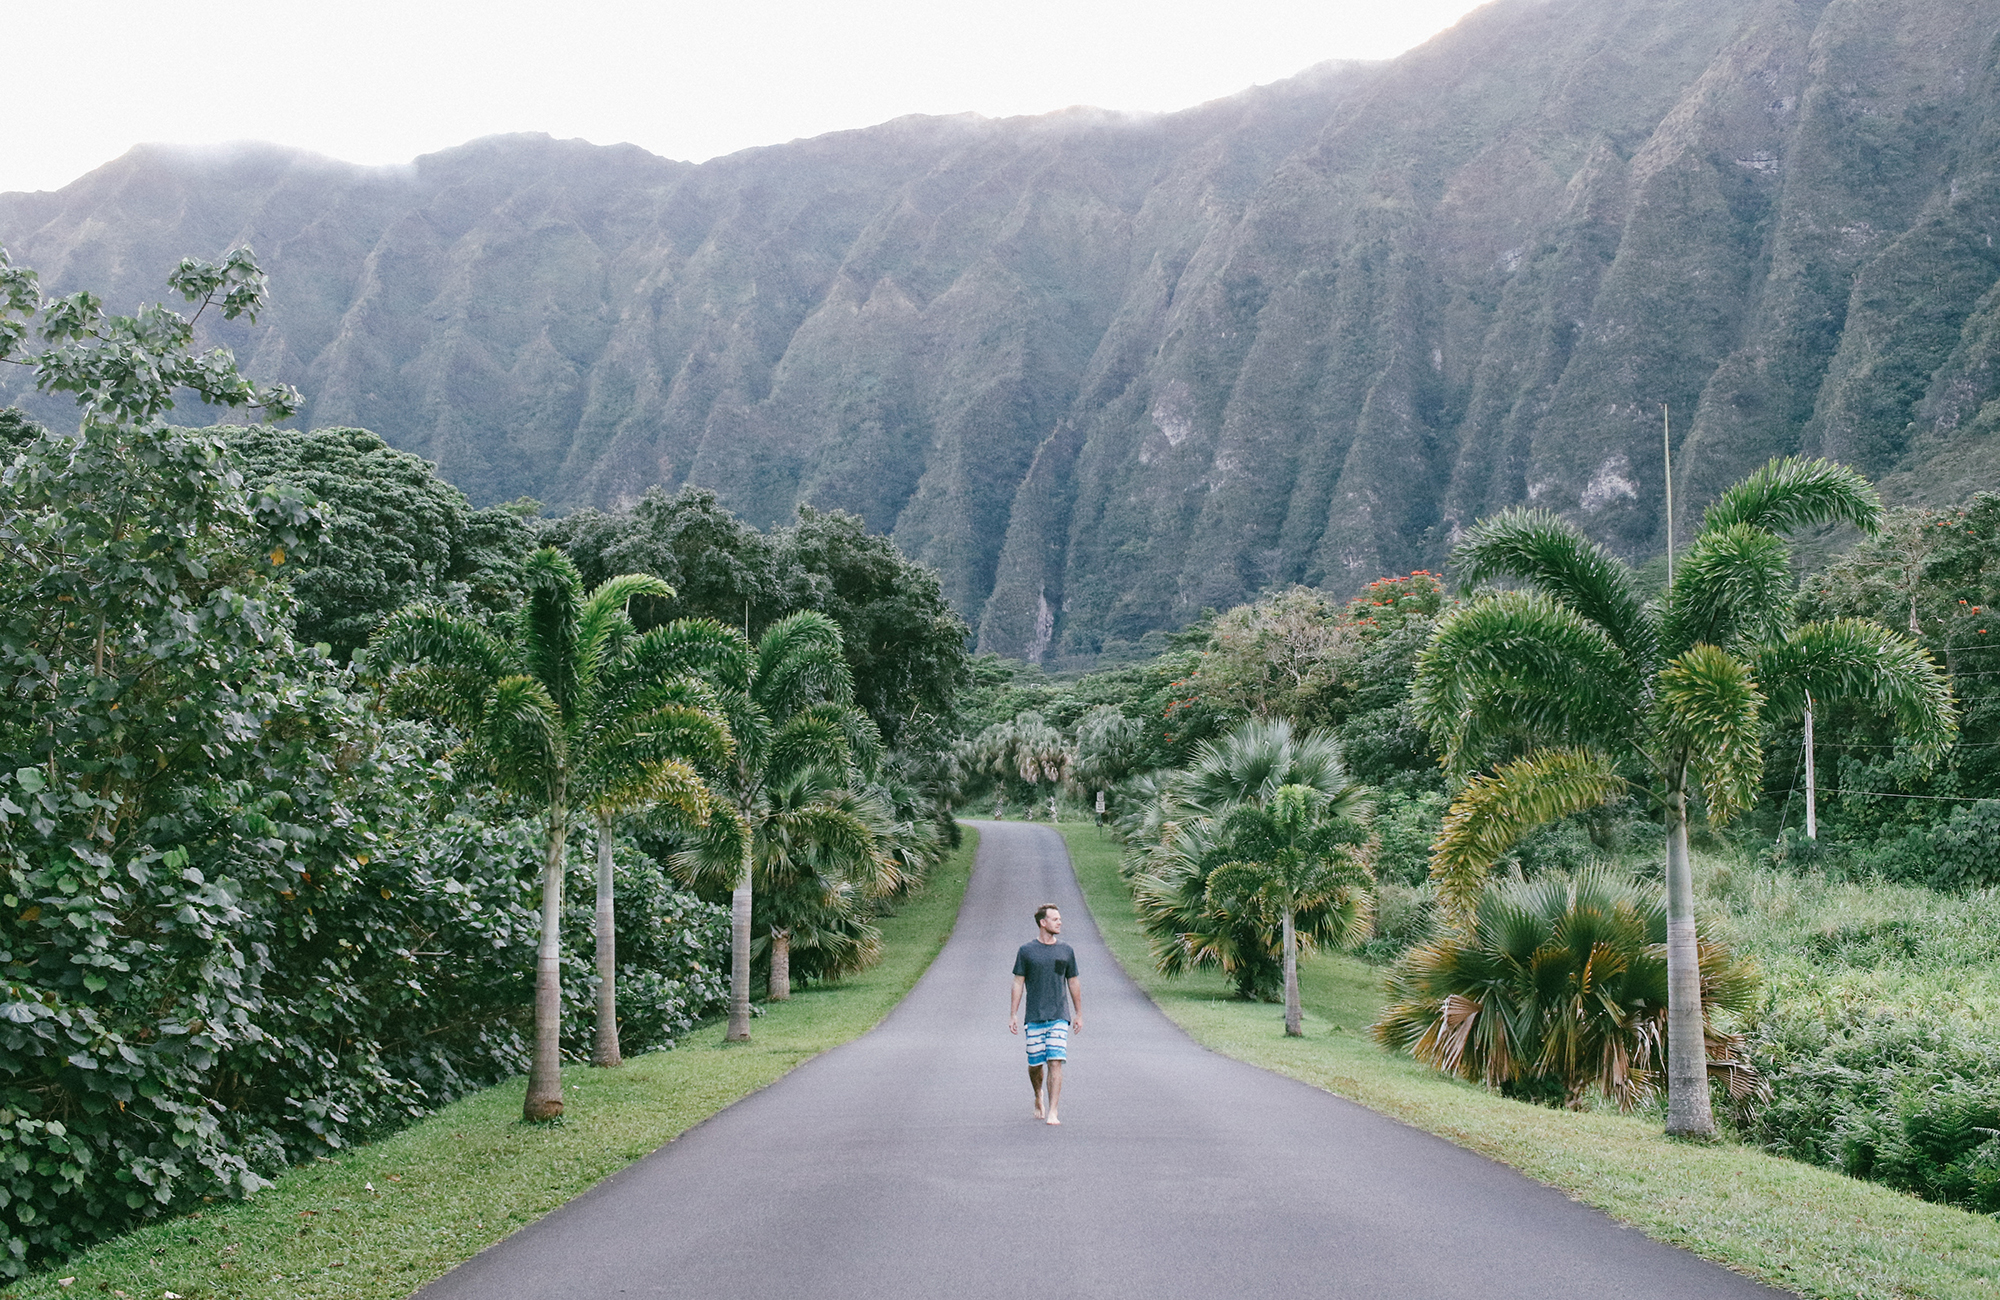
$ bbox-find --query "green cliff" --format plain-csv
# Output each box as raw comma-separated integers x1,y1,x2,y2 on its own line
5,0,1996,662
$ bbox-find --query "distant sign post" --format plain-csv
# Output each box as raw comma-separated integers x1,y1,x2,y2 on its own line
1095,789,1107,829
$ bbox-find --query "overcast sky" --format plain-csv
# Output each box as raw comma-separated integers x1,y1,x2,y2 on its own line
8,0,1490,194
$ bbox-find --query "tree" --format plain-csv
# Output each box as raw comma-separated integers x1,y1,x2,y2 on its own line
1128,719,1374,1000
0,244,336,1264
1205,784,1374,1035
545,491,969,752
227,425,532,658
372,551,730,1116
672,611,873,1037
1373,869,1760,1110
1413,458,1955,1137
970,711,1069,817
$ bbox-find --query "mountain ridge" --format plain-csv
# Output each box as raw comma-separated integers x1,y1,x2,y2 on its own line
5,0,1998,664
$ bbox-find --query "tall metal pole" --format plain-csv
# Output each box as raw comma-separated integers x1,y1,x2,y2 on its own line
1663,404,1674,589
1803,692,1817,840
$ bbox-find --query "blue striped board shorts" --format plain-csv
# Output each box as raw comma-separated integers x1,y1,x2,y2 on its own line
1025,1019,1069,1065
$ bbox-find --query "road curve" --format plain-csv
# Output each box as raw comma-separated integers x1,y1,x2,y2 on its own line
416,820,1788,1299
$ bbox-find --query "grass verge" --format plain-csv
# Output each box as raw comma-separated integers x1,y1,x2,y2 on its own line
1059,822,2000,1300
10,828,978,1300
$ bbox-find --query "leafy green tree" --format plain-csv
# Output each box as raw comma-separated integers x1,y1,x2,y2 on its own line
227,425,533,658
970,711,1069,817
1374,869,1759,1110
672,612,873,1038
372,552,730,1115
1128,719,1373,999
544,485,777,632
0,244,336,1264
1413,458,1954,1137
775,506,968,749
545,490,968,751
746,767,885,996
1796,494,2000,830
1204,784,1374,1035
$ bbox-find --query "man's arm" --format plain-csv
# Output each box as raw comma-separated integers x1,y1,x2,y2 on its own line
1009,974,1025,1033
1067,975,1082,1035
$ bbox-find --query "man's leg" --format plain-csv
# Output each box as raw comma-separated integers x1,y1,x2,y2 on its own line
1028,1063,1045,1117
1044,1059,1064,1124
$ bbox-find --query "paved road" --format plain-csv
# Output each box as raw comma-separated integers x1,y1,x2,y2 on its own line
417,821,1788,1299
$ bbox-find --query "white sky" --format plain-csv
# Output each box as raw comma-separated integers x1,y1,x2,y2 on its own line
6,0,1490,194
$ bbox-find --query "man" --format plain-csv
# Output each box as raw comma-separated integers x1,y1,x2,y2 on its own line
1008,903,1082,1125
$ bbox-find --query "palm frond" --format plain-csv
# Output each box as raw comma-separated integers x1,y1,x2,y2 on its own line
755,611,853,716
472,674,563,800
591,757,710,826
576,572,675,688
1756,618,1958,758
1430,747,1626,920
627,618,755,692
1652,645,1764,823
1700,456,1881,536
519,548,584,720
1662,524,1793,657
1414,592,1646,774
371,606,512,682
1452,508,1657,665
768,708,856,784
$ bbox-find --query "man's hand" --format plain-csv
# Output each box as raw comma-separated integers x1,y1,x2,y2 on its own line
1008,1017,1020,1035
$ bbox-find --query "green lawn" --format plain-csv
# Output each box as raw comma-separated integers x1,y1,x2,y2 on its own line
9,828,978,1300
1060,822,2000,1300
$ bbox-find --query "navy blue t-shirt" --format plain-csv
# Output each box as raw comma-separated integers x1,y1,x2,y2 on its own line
1013,941,1078,1024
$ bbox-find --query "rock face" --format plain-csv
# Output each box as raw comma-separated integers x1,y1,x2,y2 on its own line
5,0,1999,663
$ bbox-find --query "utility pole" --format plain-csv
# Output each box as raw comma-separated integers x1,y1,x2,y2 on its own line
1803,692,1817,840
1663,405,1674,588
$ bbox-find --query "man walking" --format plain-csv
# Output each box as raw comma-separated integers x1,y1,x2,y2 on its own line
1008,903,1082,1125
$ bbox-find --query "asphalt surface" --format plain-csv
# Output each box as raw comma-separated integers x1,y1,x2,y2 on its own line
416,820,1790,1299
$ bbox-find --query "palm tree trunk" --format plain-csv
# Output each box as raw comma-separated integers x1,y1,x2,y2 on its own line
591,811,622,1068
769,928,791,1001
1663,779,1716,1138
1282,909,1302,1037
726,831,753,1042
523,803,569,1121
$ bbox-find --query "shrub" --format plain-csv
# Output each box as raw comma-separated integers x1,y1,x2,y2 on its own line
559,840,729,1054
1374,869,1759,1111
1372,791,1446,886
1926,799,2000,890
1748,1007,2000,1213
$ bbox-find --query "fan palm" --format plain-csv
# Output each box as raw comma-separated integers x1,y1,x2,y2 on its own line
1413,458,1954,1136
1129,718,1374,1000
672,611,876,1037
372,549,731,1118
1205,784,1375,1036
1373,868,1760,1110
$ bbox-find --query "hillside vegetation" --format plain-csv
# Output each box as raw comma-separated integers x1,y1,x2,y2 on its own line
4,0,1998,662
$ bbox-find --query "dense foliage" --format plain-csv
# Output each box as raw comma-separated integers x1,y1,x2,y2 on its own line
227,425,534,659
544,489,970,752
1374,869,1759,1111
0,243,951,1272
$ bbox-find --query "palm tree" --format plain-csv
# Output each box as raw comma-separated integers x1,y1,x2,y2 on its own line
1373,868,1761,1111
673,611,873,1039
373,550,731,1118
1129,718,1374,999
1413,458,1954,1137
1204,784,1375,1035
577,616,746,1066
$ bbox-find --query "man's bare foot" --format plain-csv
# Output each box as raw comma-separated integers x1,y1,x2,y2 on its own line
1033,1103,1045,1119
1045,1114,1061,1125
